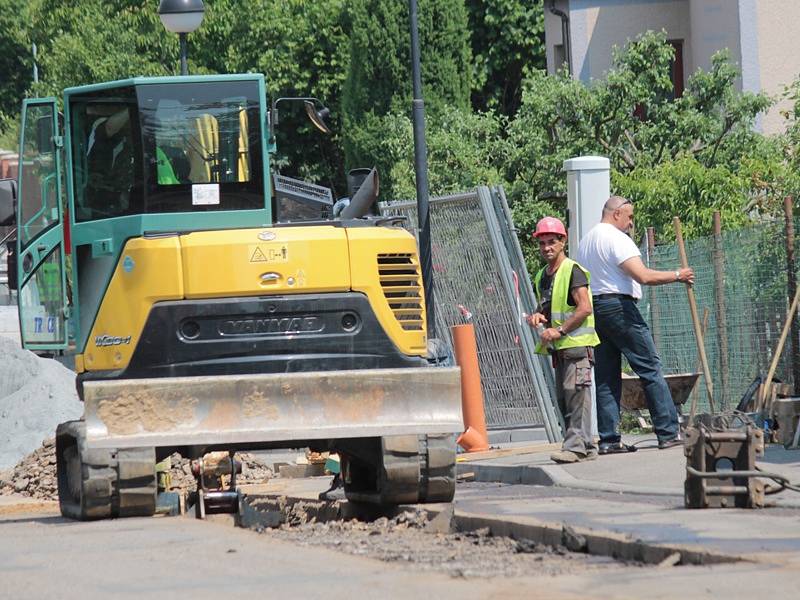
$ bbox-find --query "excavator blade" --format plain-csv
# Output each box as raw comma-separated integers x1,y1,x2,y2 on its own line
82,367,462,449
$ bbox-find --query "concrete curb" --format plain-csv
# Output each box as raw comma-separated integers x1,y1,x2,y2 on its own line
459,461,800,506
239,490,743,567
454,510,740,566
458,461,683,496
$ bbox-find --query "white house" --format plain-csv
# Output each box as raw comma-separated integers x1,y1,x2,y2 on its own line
544,0,800,134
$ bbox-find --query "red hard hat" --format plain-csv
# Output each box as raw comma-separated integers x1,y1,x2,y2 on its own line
532,216,567,238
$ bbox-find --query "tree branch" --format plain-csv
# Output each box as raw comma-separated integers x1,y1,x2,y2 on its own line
624,128,639,153
598,136,636,169
707,116,735,165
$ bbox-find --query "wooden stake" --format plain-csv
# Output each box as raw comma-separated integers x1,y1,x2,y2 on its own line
784,197,800,395
712,211,730,405
688,307,710,410
673,217,715,418
647,227,662,350
760,285,800,408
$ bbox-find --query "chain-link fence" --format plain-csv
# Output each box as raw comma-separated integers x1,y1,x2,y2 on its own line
641,216,800,413
380,187,561,439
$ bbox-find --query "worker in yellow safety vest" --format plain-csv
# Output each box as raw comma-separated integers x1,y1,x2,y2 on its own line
528,216,600,464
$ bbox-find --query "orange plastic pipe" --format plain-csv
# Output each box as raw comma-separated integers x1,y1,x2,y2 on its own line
451,323,489,452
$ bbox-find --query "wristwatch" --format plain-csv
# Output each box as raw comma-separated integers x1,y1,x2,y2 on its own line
674,270,680,282
557,326,565,336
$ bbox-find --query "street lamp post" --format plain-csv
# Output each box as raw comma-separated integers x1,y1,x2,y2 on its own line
158,0,206,76
408,0,434,339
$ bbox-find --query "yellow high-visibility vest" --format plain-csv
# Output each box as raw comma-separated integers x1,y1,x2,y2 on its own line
533,258,600,354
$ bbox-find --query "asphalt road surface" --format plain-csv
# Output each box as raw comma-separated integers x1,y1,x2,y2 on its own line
2,482,800,600
0,502,592,600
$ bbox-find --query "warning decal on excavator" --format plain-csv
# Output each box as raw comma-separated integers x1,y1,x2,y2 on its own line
249,244,289,263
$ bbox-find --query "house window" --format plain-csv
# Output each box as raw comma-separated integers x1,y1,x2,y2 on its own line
668,39,684,99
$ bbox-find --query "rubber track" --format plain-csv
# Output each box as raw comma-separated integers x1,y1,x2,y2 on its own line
346,434,456,505
419,433,456,503
56,420,157,520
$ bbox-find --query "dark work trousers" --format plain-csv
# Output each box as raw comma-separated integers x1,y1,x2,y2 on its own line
554,346,596,455
593,296,679,444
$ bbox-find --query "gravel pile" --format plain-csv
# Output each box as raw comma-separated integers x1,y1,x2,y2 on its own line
0,336,82,470
0,438,57,500
247,499,630,578
0,445,274,501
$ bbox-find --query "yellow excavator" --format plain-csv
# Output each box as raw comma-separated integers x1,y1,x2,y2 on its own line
6,72,461,519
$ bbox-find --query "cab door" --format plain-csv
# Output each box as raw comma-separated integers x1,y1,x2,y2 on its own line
16,98,69,350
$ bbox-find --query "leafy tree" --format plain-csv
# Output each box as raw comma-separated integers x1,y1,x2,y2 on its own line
389,107,508,199
342,0,472,191
613,156,751,240
0,0,32,121
468,0,545,115
198,0,350,191
506,31,774,248
27,0,173,97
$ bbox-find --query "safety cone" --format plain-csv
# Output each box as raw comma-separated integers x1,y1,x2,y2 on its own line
452,323,490,452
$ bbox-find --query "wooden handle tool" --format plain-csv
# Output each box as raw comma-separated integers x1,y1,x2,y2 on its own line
673,217,715,419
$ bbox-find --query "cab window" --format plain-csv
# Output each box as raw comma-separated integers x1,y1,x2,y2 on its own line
68,80,265,222
69,87,142,222
139,81,264,213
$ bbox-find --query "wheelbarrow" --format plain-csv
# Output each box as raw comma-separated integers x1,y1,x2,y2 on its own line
621,372,700,411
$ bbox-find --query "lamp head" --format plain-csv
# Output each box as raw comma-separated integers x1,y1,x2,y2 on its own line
158,0,205,33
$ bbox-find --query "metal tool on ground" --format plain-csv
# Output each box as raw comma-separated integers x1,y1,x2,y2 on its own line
673,217,715,418
758,284,800,411
684,413,765,508
191,451,241,519
684,412,800,508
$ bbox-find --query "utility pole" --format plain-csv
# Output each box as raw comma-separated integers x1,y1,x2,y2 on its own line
408,0,434,338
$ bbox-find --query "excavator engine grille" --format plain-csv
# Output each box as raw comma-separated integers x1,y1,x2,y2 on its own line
377,253,424,331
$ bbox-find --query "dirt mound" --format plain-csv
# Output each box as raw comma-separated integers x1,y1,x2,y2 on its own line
0,336,82,470
0,438,57,500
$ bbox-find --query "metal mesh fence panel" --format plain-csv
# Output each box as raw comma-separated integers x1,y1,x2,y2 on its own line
380,188,560,437
641,218,795,413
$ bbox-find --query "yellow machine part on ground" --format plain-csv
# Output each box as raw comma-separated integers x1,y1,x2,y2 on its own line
78,225,427,373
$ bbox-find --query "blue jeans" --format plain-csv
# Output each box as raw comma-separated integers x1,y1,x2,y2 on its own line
593,296,679,444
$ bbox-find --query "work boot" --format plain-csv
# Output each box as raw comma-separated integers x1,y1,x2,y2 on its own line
598,441,638,455
550,450,583,464
658,436,684,450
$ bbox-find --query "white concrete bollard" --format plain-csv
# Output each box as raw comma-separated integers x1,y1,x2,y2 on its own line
563,155,611,439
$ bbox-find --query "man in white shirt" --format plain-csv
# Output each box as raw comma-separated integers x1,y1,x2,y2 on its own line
577,196,694,453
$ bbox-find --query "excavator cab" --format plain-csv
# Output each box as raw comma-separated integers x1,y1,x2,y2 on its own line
18,76,272,356
15,74,462,520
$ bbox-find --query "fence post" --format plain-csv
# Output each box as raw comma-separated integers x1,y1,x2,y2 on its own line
712,211,729,406
646,227,661,350
784,197,800,394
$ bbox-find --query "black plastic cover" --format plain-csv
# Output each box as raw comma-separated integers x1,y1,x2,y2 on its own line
79,292,425,390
